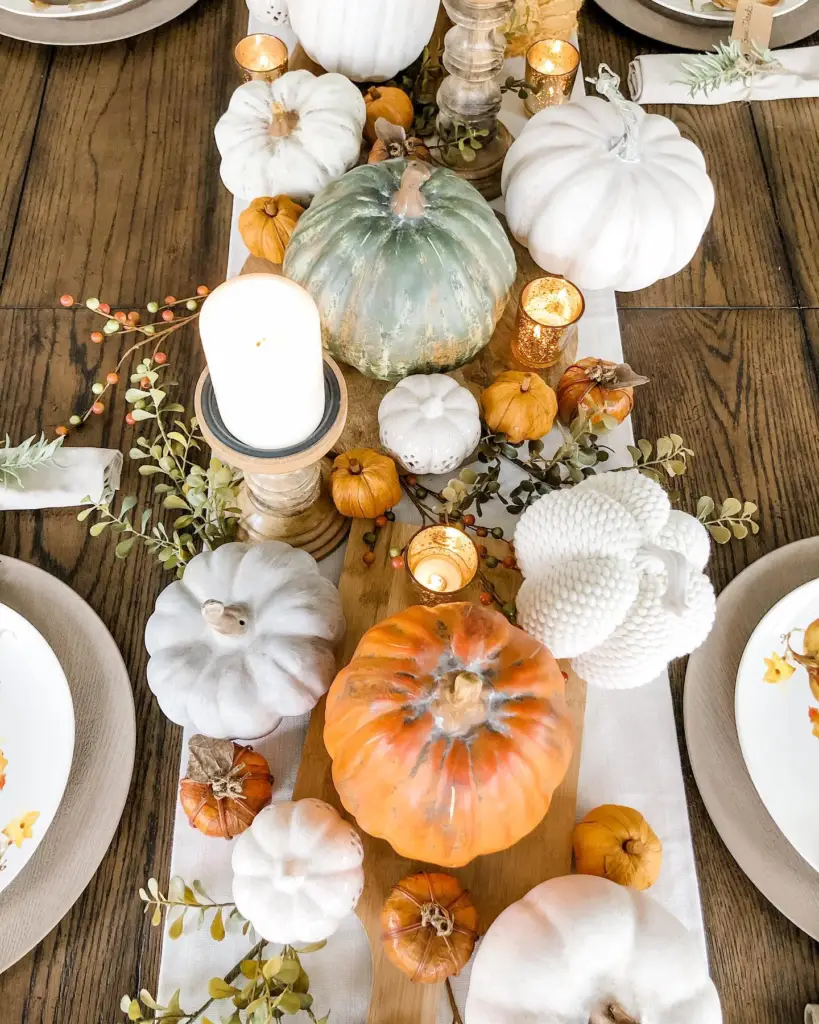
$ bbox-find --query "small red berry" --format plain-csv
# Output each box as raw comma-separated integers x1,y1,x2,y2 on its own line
196,285,209,296
480,591,493,606
463,514,476,526
164,295,176,305
106,372,119,385
161,309,174,322
98,302,110,315
502,556,516,569
140,376,151,389
406,474,417,487
90,331,104,344
114,310,127,323
125,412,136,426
91,401,105,415
127,311,140,324
375,515,388,528
475,526,488,538
59,294,74,308
477,545,488,558
55,425,69,436
153,351,168,364
390,555,404,569
363,551,375,566
561,671,569,683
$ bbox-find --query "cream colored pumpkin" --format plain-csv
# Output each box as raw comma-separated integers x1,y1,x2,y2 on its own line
287,0,440,82
214,71,365,203
502,64,714,292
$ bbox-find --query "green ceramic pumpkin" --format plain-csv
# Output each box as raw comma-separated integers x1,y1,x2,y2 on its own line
282,159,517,381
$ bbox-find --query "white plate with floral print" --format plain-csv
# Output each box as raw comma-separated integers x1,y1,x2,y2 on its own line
0,0,134,21
735,577,819,873
0,603,74,894
650,0,809,22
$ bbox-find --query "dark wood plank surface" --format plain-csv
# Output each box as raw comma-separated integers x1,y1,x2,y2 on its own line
1,3,819,1023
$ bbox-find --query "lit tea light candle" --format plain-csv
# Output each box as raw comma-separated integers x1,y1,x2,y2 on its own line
525,39,580,117
407,525,479,606
513,276,585,369
234,34,289,83
198,274,326,451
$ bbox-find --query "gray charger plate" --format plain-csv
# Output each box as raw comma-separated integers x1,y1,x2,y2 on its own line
684,538,819,941
0,556,135,972
592,0,819,49
0,0,198,45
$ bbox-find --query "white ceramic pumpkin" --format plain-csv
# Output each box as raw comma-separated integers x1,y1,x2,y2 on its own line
245,0,289,27
502,64,715,292
145,541,344,739
232,799,365,944
378,374,481,475
214,71,365,203
465,874,722,1024
287,0,440,82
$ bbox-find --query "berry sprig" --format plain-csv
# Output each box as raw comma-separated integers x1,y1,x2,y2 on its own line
55,286,210,437
361,510,396,566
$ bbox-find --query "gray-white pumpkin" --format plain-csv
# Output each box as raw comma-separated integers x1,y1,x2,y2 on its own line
283,159,516,381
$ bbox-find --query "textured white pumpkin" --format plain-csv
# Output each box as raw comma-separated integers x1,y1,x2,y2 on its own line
288,0,440,82
465,874,722,1024
502,64,714,292
514,470,716,688
232,799,364,944
145,542,344,739
245,0,289,27
378,374,481,475
214,71,365,203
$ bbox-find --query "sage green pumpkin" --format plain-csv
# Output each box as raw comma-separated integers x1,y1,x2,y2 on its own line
282,159,516,381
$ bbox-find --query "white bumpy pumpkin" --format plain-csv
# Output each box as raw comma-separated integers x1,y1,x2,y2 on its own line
502,64,714,292
378,374,481,475
514,469,715,688
145,541,344,739
232,799,364,944
465,874,722,1024
287,0,440,82
214,71,365,203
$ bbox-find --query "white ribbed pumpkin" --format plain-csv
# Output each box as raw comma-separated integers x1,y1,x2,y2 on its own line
288,0,440,82
214,71,365,203
502,64,714,292
378,374,481,475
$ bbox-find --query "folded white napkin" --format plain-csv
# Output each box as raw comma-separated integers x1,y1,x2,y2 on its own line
629,46,819,105
0,446,123,510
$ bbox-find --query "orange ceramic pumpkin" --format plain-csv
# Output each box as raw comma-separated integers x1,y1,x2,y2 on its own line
324,602,574,867
237,195,304,264
330,448,401,518
556,358,648,428
381,872,478,983
363,86,414,143
179,736,274,840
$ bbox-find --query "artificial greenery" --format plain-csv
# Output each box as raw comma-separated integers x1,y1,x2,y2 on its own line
679,40,782,98
0,434,63,488
696,496,759,543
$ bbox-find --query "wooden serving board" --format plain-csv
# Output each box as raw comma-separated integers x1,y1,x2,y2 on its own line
292,520,587,1023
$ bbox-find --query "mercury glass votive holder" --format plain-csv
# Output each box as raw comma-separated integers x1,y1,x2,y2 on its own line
524,39,580,116
512,276,585,369
234,34,289,83
406,525,479,607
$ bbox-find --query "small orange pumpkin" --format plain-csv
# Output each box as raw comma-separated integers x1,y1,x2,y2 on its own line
381,872,478,983
572,804,662,891
330,448,401,519
556,358,648,429
325,602,574,867
238,195,304,265
363,86,414,143
179,735,273,840
368,118,431,164
481,370,557,443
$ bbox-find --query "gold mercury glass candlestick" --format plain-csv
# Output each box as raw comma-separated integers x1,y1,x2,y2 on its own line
234,34,289,82
524,38,580,116
512,276,585,369
406,525,479,606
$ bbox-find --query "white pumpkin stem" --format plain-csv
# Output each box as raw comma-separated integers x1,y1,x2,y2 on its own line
391,161,433,219
587,64,642,163
589,1004,639,1024
202,600,250,636
268,102,299,139
639,545,692,616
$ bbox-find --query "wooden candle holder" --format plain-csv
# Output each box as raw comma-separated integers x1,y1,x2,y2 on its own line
194,356,350,560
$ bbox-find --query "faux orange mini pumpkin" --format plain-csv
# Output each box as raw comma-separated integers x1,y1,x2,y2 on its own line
238,195,304,264
324,602,574,867
179,735,274,840
330,448,401,519
556,358,648,429
381,872,478,983
363,86,414,143
481,370,557,443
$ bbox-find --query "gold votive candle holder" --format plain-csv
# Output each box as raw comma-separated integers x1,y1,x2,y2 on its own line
234,34,289,83
512,276,585,369
406,525,479,606
524,39,580,116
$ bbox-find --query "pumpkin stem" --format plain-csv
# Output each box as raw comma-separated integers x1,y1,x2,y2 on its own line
431,671,487,735
589,1003,639,1024
347,458,363,476
520,373,533,394
211,764,249,800
202,600,250,636
391,161,432,219
268,102,299,139
420,901,454,938
624,838,646,856
263,198,280,217
587,64,641,163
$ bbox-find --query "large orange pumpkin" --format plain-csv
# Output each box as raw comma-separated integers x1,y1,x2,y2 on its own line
324,602,574,867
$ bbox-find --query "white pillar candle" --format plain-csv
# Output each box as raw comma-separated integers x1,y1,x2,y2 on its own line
198,274,325,450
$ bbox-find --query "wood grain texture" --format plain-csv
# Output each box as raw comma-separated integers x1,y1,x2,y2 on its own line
292,520,585,1024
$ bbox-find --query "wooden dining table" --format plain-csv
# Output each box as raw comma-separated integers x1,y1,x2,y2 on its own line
0,2,817,1021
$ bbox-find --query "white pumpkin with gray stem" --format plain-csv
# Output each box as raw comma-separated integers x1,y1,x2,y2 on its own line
145,541,344,739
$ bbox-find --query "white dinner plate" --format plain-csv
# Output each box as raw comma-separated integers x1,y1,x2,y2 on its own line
0,604,74,894
735,577,819,873
0,0,133,20
649,0,809,22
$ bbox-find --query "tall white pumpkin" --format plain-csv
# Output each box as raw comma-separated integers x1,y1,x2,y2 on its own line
502,64,715,292
288,0,440,82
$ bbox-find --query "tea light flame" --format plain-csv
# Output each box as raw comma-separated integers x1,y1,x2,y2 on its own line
234,34,289,81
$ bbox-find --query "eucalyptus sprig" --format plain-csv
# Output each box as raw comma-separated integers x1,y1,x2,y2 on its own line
625,434,693,482
679,40,782,98
0,434,63,488
696,496,759,543
140,876,244,942
432,120,491,164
